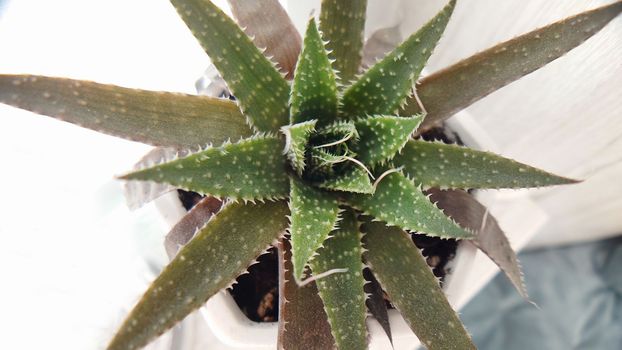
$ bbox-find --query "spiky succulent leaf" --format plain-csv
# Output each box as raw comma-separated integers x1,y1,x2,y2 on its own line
227,0,301,79
0,75,251,148
282,120,317,175
407,1,622,133
352,115,423,166
171,0,289,132
315,120,359,144
289,178,340,282
340,0,455,118
363,268,392,345
318,167,374,194
310,209,367,350
363,221,476,350
346,172,473,239
107,200,289,350
291,19,339,125
121,136,289,200
278,238,336,349
124,147,180,210
319,0,368,83
394,140,577,189
429,189,528,299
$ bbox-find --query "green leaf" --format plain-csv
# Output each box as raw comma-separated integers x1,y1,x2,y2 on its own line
317,166,374,194
282,120,317,175
340,0,455,118
352,115,423,166
108,200,289,350
120,135,289,200
0,75,251,148
394,140,577,189
314,120,359,145
227,0,302,79
277,238,336,349
310,209,367,350
428,189,528,299
345,172,473,239
363,221,476,350
171,0,290,132
319,0,368,83
406,1,622,133
291,19,339,125
289,178,340,282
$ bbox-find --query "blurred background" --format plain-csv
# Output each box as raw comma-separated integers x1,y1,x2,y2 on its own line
0,0,620,349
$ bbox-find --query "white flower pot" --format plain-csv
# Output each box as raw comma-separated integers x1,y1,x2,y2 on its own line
151,110,549,349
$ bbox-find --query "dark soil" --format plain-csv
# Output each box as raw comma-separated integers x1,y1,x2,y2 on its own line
176,123,462,323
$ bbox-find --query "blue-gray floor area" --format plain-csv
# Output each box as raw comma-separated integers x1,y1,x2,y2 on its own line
461,235,622,349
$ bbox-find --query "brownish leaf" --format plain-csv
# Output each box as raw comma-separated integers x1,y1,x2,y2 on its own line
277,238,336,350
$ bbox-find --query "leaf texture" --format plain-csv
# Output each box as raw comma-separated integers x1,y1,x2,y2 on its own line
121,135,289,200
352,115,422,166
291,19,339,126
340,0,455,118
394,140,577,189
310,209,367,350
171,0,290,132
317,166,374,194
407,1,622,133
108,200,289,350
319,0,368,83
277,238,336,350
363,221,476,350
363,268,392,345
289,178,340,282
282,120,317,175
0,74,251,148
345,172,473,239
428,189,527,299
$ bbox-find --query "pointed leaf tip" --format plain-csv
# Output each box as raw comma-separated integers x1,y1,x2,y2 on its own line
353,115,423,166
290,19,339,125
170,0,289,132
394,140,578,189
340,0,455,118
410,0,622,132
0,74,251,148
428,189,528,299
346,172,474,240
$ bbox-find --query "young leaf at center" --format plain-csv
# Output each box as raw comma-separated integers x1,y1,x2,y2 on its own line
281,120,317,175
289,178,340,282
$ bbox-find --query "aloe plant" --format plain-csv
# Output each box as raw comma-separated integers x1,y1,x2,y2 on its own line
1,0,620,349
